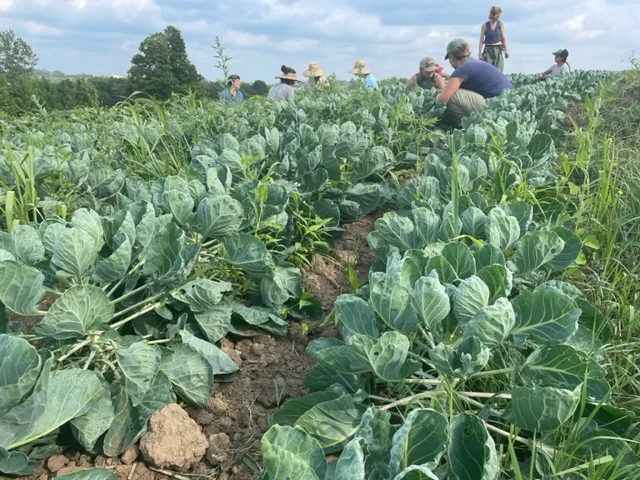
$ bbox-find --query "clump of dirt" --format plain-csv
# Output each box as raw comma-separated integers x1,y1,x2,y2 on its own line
302,214,378,311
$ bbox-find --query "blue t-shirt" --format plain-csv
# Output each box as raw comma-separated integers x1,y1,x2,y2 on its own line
362,73,378,88
451,58,513,98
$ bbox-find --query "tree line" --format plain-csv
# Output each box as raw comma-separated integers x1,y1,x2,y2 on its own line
0,27,271,116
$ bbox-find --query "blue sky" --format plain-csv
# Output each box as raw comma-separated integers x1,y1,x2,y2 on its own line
0,0,637,82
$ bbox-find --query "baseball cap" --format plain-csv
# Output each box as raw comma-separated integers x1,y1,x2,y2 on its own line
552,48,569,58
419,56,436,72
445,38,470,60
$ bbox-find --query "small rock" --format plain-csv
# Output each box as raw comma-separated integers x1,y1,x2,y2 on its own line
94,456,108,467
77,454,91,467
140,403,208,471
206,396,229,415
47,455,69,473
213,416,234,434
206,433,231,466
194,409,215,425
236,339,253,357
250,343,265,357
121,444,139,465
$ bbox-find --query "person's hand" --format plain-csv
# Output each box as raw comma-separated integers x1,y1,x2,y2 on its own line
505,51,510,59
478,53,483,59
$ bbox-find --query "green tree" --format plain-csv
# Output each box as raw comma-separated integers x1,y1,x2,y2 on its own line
127,26,201,99
0,29,38,80
252,80,269,96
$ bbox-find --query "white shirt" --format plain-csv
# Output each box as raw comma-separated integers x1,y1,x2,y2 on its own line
547,63,571,77
267,83,295,101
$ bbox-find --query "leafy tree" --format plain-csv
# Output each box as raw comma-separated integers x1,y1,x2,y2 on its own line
252,80,269,96
128,26,201,99
0,29,38,80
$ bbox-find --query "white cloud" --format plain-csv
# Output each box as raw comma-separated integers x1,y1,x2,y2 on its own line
0,0,13,11
23,21,63,36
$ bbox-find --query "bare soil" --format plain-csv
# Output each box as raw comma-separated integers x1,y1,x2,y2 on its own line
18,215,378,480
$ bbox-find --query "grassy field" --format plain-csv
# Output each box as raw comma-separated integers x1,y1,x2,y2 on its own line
1,65,640,480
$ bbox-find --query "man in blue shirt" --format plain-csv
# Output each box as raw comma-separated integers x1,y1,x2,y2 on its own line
219,74,244,103
436,38,513,123
348,60,377,88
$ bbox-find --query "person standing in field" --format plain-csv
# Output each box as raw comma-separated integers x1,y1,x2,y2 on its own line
405,57,448,92
267,65,301,102
348,60,378,88
302,61,328,88
537,49,571,79
479,6,509,71
436,38,514,124
219,75,243,103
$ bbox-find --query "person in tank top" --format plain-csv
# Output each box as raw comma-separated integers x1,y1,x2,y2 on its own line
404,56,448,93
478,6,509,71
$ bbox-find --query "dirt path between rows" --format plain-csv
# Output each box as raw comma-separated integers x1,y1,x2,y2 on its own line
22,215,378,480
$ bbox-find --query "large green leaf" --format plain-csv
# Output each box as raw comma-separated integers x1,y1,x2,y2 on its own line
115,342,162,406
549,227,582,270
501,201,533,234
194,303,233,343
463,298,515,347
448,414,499,480
35,286,114,340
70,374,114,452
52,228,99,278
273,392,342,427
523,346,609,401
222,233,275,278
392,465,438,480
2,368,103,450
142,222,184,284
54,468,117,480
512,287,581,345
0,335,41,416
355,407,393,480
351,332,421,382
369,213,423,252
0,447,29,475
303,364,364,395
442,243,476,279
295,395,366,453
452,276,490,327
261,425,327,480
388,409,448,477
503,385,581,432
0,261,45,315
163,190,195,226
307,342,370,375
180,331,239,378
71,208,105,252
369,272,419,334
196,195,244,239
331,438,366,479
425,256,457,284
476,265,512,304
461,207,487,239
11,225,45,266
260,266,302,307
412,275,450,330
485,208,520,250
335,294,380,339
173,279,232,312
160,343,213,407
92,237,132,284
474,245,505,271
508,231,565,274
102,372,175,457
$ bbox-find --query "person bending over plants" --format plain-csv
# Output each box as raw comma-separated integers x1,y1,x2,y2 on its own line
436,38,514,124
404,56,449,92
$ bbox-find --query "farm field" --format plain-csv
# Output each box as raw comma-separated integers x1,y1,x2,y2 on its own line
1,67,640,480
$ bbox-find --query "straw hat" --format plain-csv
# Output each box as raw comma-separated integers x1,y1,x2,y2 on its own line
276,66,301,82
303,61,324,77
348,59,370,75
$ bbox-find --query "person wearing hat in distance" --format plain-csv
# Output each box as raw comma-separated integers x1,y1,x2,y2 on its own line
479,6,509,71
537,49,571,80
405,57,448,92
219,74,243,103
302,61,328,88
268,65,301,101
348,60,378,88
435,38,513,124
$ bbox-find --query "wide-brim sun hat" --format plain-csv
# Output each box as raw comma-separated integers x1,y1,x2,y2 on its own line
348,59,370,75
303,61,324,77
276,71,301,82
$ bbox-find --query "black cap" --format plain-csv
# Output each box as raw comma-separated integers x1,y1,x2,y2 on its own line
552,49,569,59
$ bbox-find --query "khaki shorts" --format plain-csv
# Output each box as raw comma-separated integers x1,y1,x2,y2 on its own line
445,88,486,124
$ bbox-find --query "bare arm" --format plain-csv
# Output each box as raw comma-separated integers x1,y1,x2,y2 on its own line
501,21,509,58
479,24,485,57
434,73,445,90
404,74,417,93
435,77,463,104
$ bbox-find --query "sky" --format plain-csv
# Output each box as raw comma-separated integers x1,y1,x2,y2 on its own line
0,0,638,82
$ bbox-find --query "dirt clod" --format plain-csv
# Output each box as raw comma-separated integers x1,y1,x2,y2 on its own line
121,444,140,465
139,403,208,471
206,433,231,466
206,395,229,415
46,455,69,473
